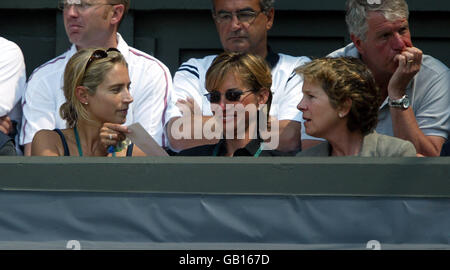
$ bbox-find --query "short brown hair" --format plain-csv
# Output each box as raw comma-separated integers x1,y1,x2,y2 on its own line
109,0,130,27
206,52,273,113
296,57,382,135
211,0,275,13
110,0,130,13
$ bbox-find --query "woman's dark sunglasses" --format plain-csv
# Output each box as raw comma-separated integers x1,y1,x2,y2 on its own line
205,89,253,103
85,48,120,71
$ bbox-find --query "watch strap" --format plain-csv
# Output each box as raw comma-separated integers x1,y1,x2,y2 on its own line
388,95,410,109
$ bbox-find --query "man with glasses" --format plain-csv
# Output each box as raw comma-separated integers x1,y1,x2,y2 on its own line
165,0,316,153
20,0,172,155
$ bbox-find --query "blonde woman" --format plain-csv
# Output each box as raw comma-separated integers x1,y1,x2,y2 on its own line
32,48,144,157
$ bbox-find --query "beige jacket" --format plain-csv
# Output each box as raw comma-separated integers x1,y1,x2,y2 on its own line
296,132,416,157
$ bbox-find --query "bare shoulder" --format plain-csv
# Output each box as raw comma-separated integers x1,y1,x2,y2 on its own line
32,129,60,145
31,129,63,156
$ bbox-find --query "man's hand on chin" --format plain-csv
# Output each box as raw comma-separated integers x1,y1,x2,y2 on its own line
388,47,422,98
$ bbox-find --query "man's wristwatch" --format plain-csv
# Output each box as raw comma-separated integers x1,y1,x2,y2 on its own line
388,95,410,109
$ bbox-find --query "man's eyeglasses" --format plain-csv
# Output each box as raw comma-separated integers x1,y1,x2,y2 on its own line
58,0,113,12
85,48,120,71
213,10,263,25
205,89,254,103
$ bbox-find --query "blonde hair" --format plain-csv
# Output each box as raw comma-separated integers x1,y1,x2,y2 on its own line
60,48,127,128
206,52,273,114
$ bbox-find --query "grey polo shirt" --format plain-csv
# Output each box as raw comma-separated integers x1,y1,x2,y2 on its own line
329,43,450,140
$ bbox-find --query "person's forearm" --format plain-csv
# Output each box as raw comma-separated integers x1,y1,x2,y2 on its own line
170,138,219,151
24,143,32,156
391,107,443,156
168,116,220,151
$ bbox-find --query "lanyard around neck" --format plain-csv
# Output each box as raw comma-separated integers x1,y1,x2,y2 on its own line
74,125,117,157
73,125,83,157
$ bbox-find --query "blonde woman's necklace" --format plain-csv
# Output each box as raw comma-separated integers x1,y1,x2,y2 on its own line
73,125,84,157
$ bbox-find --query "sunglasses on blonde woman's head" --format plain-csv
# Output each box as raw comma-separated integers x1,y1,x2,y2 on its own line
85,48,120,71
204,88,254,103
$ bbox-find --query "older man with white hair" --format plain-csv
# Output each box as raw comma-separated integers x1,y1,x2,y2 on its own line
329,0,450,156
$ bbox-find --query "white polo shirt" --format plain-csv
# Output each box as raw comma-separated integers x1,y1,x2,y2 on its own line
165,50,315,143
21,33,172,147
0,37,26,153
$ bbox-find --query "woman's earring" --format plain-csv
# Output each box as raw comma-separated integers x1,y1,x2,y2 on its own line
84,102,89,105
339,113,344,118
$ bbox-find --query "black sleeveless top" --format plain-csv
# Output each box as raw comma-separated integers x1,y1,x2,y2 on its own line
53,129,134,156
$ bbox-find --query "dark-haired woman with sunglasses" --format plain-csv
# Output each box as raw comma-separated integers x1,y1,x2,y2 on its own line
178,52,292,157
31,48,145,156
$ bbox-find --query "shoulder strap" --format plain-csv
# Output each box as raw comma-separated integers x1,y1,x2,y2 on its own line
53,129,70,156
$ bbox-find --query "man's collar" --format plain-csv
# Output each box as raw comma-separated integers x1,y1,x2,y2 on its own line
266,46,279,69
115,33,130,60
70,33,129,59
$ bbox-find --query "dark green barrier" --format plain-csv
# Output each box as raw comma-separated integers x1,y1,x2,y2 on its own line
0,157,449,250
1,157,449,196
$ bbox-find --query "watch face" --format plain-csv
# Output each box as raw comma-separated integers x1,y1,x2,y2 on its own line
402,97,410,109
